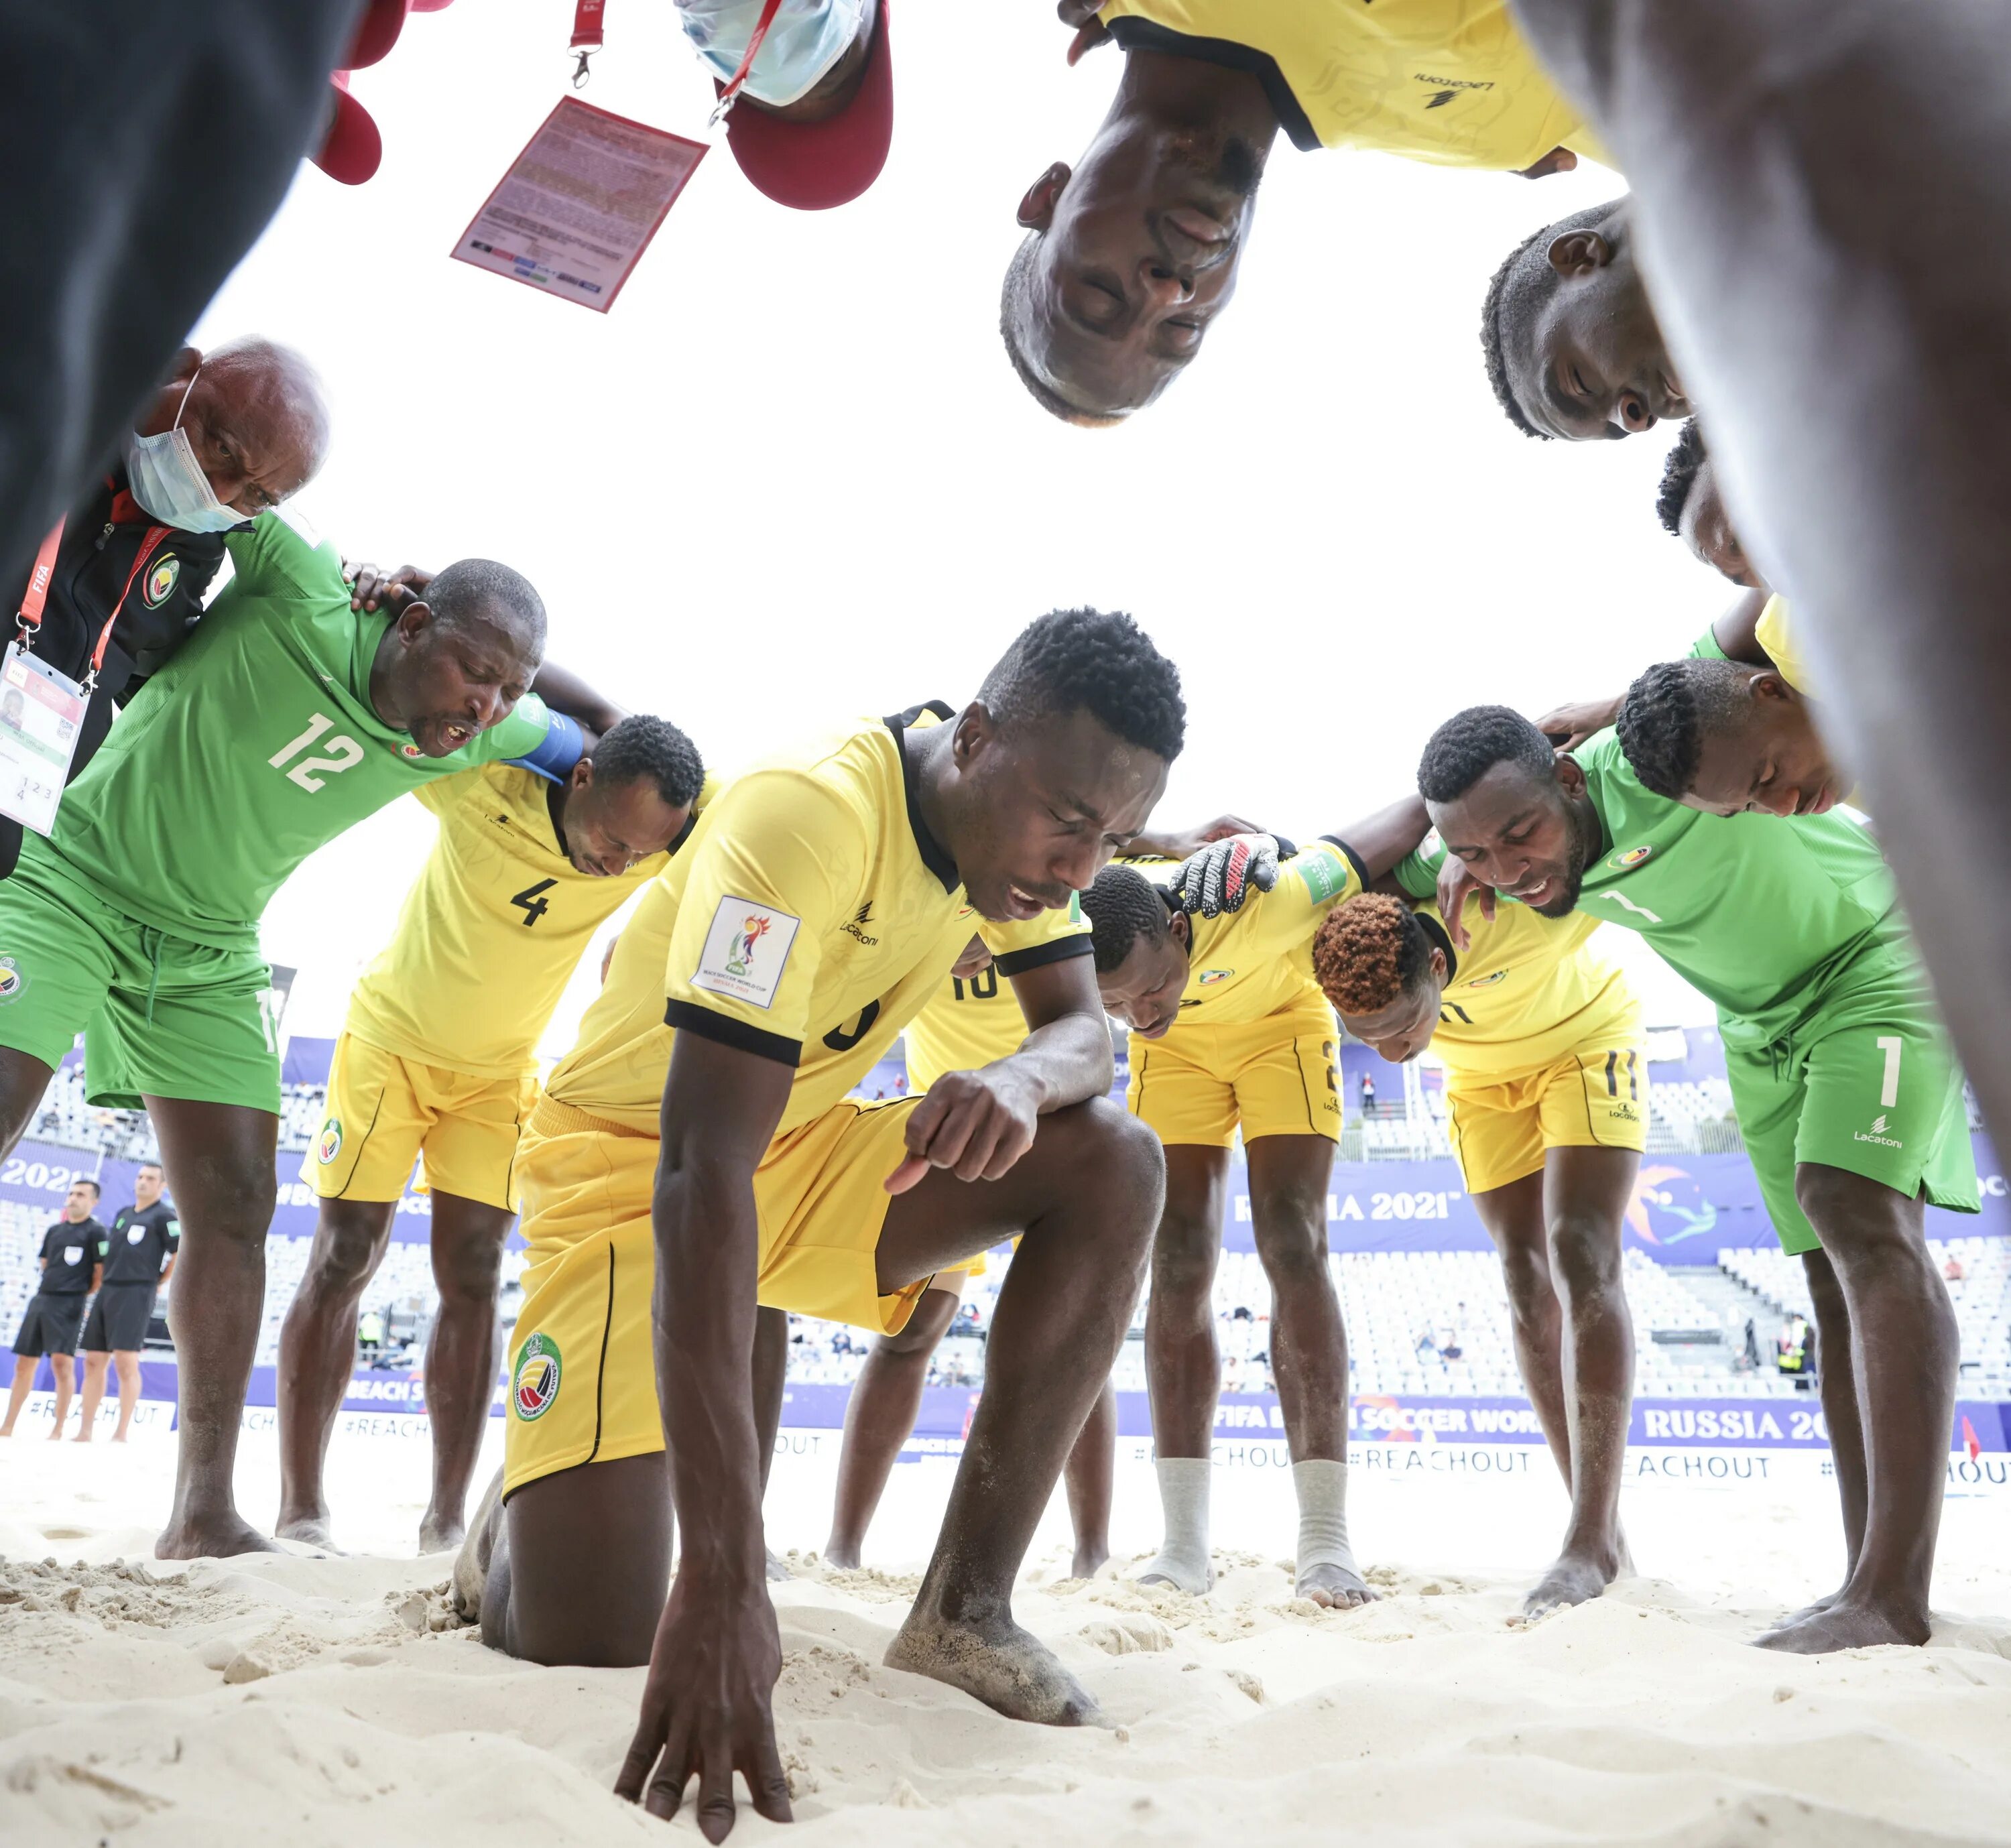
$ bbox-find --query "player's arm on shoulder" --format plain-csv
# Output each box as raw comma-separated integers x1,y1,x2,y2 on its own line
529,660,625,747
1325,793,1430,884
1711,587,1775,667
1128,812,1268,862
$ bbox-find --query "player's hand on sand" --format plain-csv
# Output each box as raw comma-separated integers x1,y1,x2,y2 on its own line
1435,857,1494,952
1128,813,1268,863
343,560,432,614
1057,0,1110,63
1170,832,1282,917
1534,695,1622,752
616,1575,790,1841
885,1064,1040,1193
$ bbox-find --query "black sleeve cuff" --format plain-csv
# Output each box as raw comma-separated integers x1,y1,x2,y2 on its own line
664,999,802,1067
992,934,1095,979
1319,835,1371,890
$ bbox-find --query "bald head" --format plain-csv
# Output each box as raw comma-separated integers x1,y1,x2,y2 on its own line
137,338,331,517
427,558,548,657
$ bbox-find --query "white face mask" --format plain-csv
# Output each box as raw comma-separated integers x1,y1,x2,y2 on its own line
680,0,866,109
123,369,242,534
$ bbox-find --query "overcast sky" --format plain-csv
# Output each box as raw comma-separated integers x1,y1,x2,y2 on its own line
196,0,1728,1052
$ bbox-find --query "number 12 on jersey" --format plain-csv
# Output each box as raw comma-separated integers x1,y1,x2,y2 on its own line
269,713,365,792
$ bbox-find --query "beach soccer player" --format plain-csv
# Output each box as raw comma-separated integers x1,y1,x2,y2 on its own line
1313,887,1644,1613
1076,800,1426,1605
276,717,708,1553
0,511,611,1558
1418,704,1975,1653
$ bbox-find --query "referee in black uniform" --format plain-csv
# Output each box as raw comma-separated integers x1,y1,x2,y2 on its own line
1,1178,107,1438
78,1162,179,1442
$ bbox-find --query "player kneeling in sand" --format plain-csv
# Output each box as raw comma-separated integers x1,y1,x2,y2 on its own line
822,937,1117,1581
457,610,1183,1831
1314,887,1644,1613
1076,804,1424,1606
276,715,709,1554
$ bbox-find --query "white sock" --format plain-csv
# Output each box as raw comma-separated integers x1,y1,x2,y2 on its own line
1140,1456,1213,1593
1293,1458,1359,1589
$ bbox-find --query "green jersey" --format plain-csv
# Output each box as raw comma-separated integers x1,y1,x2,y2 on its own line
35,514,554,950
1565,729,1906,1048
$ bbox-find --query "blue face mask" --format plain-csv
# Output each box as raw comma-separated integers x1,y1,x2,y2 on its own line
124,369,243,534
681,0,866,109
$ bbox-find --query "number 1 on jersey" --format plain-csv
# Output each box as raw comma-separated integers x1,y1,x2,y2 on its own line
511,879,557,926
1876,1034,1902,1109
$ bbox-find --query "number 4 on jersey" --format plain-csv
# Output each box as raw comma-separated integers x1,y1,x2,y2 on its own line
511,879,557,926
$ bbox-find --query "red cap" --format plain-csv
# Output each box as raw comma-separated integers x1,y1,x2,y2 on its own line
717,0,893,212
343,0,412,71
312,71,383,186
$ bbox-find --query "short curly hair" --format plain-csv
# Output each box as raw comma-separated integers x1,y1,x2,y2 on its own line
1313,894,1435,1015
980,608,1186,762
1079,864,1173,975
1417,705,1556,804
1656,420,1708,536
1479,200,1619,440
1000,235,1126,430
1616,658,1754,800
593,714,705,810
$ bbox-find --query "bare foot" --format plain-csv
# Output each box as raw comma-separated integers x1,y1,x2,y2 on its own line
1524,1540,1621,1616
1755,1597,1929,1654
274,1512,343,1552
155,1514,280,1560
111,1432,129,1444
1071,1539,1110,1582
418,1513,465,1556
72,1432,92,1443
450,1469,505,1625
886,1604,1102,1725
1299,1560,1377,1609
766,1548,792,1583
822,1537,863,1570
1774,1586,1846,1627
46,1426,64,1442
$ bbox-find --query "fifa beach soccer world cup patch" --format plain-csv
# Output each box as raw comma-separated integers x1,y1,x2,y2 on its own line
692,896,802,1009
317,1119,343,1165
1609,845,1654,871
513,1332,562,1420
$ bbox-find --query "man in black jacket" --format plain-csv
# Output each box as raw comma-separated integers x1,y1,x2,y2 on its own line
3,337,330,876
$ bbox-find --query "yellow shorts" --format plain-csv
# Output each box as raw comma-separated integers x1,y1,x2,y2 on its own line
1445,1044,1648,1195
1126,1013,1341,1148
502,1095,933,1497
304,1033,539,1210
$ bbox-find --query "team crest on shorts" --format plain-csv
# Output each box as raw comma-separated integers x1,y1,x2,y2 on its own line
0,957,22,1001
1609,845,1654,871
141,554,180,608
316,1119,343,1164
513,1333,562,1420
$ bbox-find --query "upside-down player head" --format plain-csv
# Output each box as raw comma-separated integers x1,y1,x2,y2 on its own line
370,559,548,758
1313,893,1447,1064
1418,704,1599,914
1618,659,1838,818
1656,420,1766,589
556,715,707,878
1481,196,1689,442
1077,862,1191,1038
930,608,1186,921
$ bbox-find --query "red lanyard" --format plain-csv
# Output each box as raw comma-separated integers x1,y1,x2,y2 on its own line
13,515,171,686
569,0,785,113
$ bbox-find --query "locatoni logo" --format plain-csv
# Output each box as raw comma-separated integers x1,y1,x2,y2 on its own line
513,1332,562,1420
316,1120,343,1164
1855,1113,1903,1150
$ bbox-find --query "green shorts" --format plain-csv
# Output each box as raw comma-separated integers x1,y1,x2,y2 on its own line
0,848,279,1113
1725,960,1977,1256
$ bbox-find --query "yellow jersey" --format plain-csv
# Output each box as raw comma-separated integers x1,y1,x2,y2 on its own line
342,764,710,1081
903,968,1030,1093
545,705,1093,1136
1096,0,1605,169
1401,885,1641,1079
1755,594,1813,696
1158,838,1365,1030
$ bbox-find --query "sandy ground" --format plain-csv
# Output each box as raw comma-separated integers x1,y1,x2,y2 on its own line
3,1408,2010,1847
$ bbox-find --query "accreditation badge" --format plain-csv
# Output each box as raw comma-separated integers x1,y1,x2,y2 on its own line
0,642,85,837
